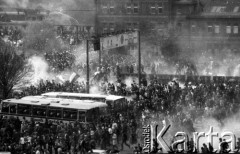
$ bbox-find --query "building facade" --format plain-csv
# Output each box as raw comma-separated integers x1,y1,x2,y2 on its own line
95,0,200,33
95,0,199,56
186,0,240,57
96,0,170,34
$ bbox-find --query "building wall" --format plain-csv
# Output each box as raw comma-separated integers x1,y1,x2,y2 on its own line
96,0,172,34
186,16,240,55
95,0,199,57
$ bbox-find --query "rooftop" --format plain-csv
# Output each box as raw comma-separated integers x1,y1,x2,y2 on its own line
189,0,240,18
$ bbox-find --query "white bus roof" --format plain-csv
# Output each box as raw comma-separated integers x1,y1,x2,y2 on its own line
21,95,100,103
41,92,124,101
3,98,107,111
106,95,124,101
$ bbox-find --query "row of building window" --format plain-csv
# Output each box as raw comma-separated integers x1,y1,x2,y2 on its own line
101,22,139,33
190,24,239,34
210,6,240,13
101,22,240,35
101,3,163,14
207,24,238,34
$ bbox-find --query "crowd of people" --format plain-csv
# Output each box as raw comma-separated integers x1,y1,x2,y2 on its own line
5,74,240,153
100,54,138,74
2,22,240,153
0,25,23,47
0,25,82,46
44,51,76,73
0,114,138,154
13,80,86,98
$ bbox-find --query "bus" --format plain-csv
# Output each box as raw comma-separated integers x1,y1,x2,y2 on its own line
40,92,127,111
0,98,107,123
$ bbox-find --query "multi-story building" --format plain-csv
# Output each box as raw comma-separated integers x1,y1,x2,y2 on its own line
185,0,240,58
96,0,170,34
95,0,199,55
95,0,199,31
95,0,240,60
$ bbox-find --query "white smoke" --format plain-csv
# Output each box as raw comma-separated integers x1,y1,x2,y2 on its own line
27,55,83,85
124,77,134,87
28,56,50,84
233,64,240,77
90,85,103,94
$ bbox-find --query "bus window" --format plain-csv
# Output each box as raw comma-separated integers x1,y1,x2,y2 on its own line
70,96,78,100
32,106,47,117
17,104,31,115
10,104,17,114
86,109,95,122
106,100,113,108
114,98,125,111
99,107,107,115
63,109,77,120
58,96,69,99
48,108,62,118
2,102,9,113
45,96,57,98
78,111,85,122
91,108,104,122
95,98,105,102
82,97,89,100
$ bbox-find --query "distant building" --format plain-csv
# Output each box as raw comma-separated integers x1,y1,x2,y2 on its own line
96,0,170,33
0,7,49,22
95,0,198,55
186,0,240,57
0,0,97,41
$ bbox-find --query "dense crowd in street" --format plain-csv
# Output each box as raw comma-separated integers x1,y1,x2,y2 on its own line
18,74,240,126
0,114,138,154
2,24,240,153
3,74,239,153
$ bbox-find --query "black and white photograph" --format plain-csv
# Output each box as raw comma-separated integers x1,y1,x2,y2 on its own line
0,0,240,153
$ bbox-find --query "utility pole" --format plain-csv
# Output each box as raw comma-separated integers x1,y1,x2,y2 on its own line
99,49,101,66
138,30,141,86
86,40,90,93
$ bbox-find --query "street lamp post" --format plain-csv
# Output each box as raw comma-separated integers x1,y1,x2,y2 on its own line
138,30,141,86
86,39,90,93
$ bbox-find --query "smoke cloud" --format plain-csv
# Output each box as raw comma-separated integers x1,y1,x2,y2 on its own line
28,56,50,84
90,85,103,94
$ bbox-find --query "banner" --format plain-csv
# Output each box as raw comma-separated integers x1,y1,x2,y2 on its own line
100,31,138,51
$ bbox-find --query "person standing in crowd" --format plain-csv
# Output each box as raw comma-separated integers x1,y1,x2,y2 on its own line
100,126,107,150
151,138,159,153
219,138,223,153
130,119,137,145
112,130,118,150
78,134,85,154
120,121,130,151
220,138,229,153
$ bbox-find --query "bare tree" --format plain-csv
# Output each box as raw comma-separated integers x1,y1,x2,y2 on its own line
0,41,29,99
